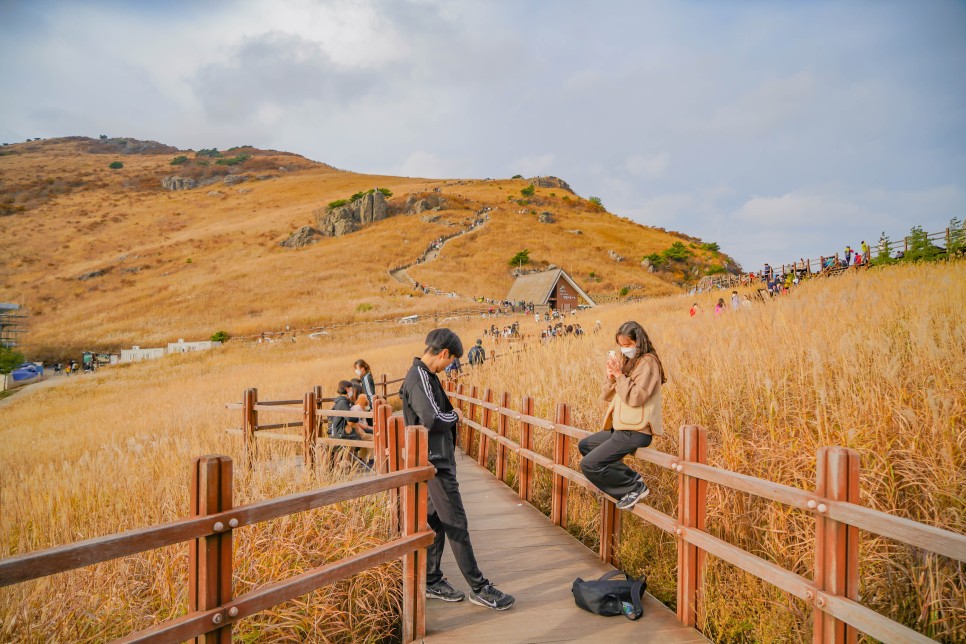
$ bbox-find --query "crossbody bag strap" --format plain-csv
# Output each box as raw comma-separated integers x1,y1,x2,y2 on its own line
625,579,645,620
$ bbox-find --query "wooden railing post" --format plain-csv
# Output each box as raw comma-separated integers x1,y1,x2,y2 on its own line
477,388,493,467
467,385,479,459
518,395,535,502
814,447,860,644
457,383,471,457
380,373,388,398
495,392,510,482
189,455,233,644
599,494,621,567
302,391,317,468
387,416,405,534
551,402,571,527
401,425,430,643
372,400,390,474
242,388,257,470
677,425,708,627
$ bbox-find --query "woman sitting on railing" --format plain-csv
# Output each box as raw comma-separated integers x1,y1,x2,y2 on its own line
578,321,666,511
354,359,376,402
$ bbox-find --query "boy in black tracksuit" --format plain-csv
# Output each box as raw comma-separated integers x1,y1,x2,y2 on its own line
400,328,514,611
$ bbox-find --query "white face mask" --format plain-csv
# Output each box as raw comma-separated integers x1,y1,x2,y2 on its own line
355,369,362,377
620,347,639,359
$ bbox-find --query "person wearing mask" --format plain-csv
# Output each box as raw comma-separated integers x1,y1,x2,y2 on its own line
731,291,741,311
579,321,666,511
400,328,515,611
354,359,376,402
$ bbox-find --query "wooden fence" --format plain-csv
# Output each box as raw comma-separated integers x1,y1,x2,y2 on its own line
0,419,434,643
224,375,406,469
443,381,966,644
700,226,960,291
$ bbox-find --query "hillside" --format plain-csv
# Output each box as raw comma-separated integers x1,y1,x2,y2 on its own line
0,137,737,355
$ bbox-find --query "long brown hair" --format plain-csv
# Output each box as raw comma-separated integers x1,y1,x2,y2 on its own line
615,321,667,383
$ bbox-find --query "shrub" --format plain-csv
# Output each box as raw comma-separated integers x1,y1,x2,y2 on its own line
589,196,604,209
328,199,349,209
947,217,965,255
663,242,691,262
377,187,392,198
210,331,230,343
511,174,523,179
356,303,374,313
108,161,123,169
508,249,530,267
228,145,252,151
645,252,662,264
185,258,192,264
521,184,535,198
215,154,250,166
196,148,222,158
98,134,107,140
873,232,895,266
701,242,720,252
619,286,630,297
170,155,188,166
705,265,726,275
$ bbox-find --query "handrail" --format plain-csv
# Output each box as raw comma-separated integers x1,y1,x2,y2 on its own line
0,466,434,587
447,382,964,643
0,424,435,644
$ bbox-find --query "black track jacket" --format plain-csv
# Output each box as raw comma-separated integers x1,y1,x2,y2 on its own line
400,357,458,469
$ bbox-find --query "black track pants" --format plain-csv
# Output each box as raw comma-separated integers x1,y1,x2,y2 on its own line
578,430,652,499
426,465,488,592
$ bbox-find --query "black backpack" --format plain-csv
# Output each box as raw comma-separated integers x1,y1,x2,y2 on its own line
571,570,646,620
468,346,484,365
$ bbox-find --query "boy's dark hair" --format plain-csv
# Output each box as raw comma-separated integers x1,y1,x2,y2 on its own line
424,328,463,358
336,379,353,395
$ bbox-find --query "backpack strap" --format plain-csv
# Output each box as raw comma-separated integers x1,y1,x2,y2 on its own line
624,578,645,620
597,570,627,582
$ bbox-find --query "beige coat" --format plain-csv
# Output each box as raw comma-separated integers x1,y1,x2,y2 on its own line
600,353,664,436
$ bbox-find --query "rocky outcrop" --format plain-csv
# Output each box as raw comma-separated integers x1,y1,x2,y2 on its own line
87,137,180,155
162,176,196,191
538,211,555,224
530,176,574,193
608,250,625,262
641,258,654,272
567,229,583,235
358,190,388,224
402,193,447,215
78,268,110,280
315,189,390,237
223,174,247,186
280,226,323,248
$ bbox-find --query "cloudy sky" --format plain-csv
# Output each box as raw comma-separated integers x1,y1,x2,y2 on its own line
2,0,964,269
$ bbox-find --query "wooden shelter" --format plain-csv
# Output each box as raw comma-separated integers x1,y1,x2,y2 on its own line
506,268,596,312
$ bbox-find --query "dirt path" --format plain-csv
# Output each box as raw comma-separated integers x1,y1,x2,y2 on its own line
390,213,491,292
0,375,76,410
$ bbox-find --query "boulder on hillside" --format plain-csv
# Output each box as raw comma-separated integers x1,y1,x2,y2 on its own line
567,229,583,235
530,176,574,193
223,174,247,186
280,226,323,248
315,188,391,237
608,250,625,262
538,211,555,224
402,193,447,215
162,176,196,191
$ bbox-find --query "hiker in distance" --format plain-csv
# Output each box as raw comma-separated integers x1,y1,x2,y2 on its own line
579,321,666,511
400,328,515,611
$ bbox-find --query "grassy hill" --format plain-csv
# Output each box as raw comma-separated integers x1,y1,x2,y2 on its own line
0,137,736,356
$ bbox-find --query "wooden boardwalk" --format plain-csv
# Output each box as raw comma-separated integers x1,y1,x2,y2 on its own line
421,455,708,643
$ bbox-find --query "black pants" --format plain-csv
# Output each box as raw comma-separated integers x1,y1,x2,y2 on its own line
426,464,488,592
578,430,652,498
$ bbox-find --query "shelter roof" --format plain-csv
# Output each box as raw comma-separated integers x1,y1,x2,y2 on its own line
506,269,596,306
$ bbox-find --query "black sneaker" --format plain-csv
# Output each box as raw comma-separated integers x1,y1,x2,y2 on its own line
426,579,465,602
469,583,515,610
616,482,650,510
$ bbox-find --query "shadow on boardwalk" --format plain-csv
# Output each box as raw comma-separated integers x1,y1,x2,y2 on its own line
421,455,708,643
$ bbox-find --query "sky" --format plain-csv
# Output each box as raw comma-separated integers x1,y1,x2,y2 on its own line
1,0,964,270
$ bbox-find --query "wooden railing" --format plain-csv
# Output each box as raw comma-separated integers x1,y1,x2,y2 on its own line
444,381,966,644
224,374,407,469
0,421,434,643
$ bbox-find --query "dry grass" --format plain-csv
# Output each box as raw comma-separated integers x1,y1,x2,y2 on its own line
459,261,965,642
1,139,725,357
0,261,962,642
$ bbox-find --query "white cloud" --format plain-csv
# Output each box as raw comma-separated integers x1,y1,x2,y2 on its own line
625,152,669,180
396,150,471,179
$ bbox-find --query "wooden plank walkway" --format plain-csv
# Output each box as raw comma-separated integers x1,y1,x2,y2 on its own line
421,455,708,643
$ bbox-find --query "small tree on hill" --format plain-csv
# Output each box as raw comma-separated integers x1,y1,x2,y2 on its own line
520,184,535,198
873,231,894,266
511,174,523,179
210,331,229,343
109,161,123,169
589,196,604,210
0,346,25,374
905,225,942,262
170,155,188,165
948,217,965,255
508,249,530,268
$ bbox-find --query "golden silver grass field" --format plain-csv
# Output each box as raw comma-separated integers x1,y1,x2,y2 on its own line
1,260,963,642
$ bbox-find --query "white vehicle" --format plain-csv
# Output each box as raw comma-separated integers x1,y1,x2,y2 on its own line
308,331,330,339
399,315,419,324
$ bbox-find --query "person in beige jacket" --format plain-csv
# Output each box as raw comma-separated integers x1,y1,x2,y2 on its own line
578,321,666,510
